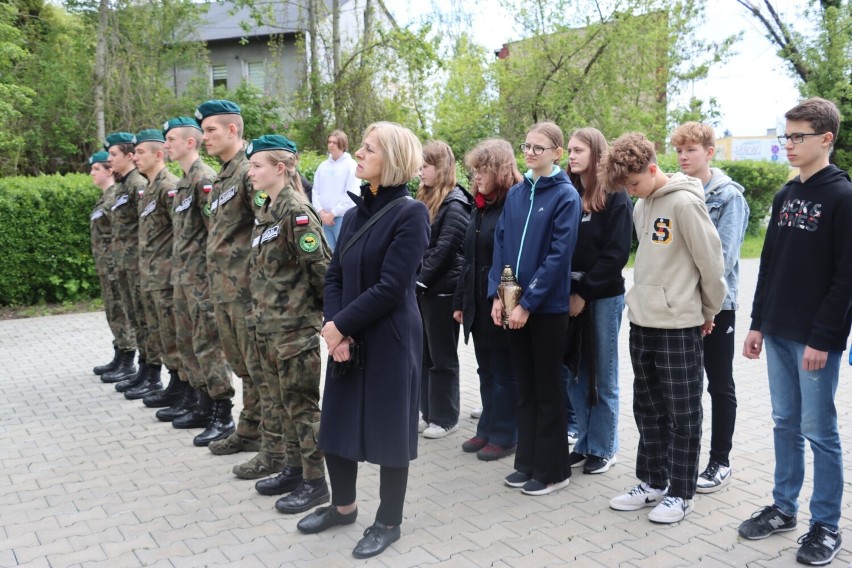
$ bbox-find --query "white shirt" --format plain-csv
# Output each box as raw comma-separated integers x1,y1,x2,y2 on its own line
312,152,360,217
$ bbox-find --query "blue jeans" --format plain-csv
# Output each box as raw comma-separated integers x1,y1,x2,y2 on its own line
323,216,344,251
765,335,843,530
564,294,623,459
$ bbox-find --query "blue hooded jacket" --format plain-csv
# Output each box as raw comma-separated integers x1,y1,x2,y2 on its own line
488,165,581,313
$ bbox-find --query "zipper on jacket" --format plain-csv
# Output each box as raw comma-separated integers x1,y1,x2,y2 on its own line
515,177,538,279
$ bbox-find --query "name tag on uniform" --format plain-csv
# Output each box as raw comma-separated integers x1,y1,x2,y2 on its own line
91,209,104,221
111,195,129,210
175,196,193,213
260,225,280,244
252,235,261,247
219,186,237,207
140,201,156,218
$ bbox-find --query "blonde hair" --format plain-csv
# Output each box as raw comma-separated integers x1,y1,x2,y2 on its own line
464,138,521,204
567,128,608,213
329,129,349,152
599,132,657,192
362,122,423,187
528,121,564,165
417,140,457,222
213,113,244,139
671,122,715,149
258,149,304,195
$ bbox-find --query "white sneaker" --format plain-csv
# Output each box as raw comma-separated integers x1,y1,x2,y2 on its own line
610,483,667,511
648,496,694,523
418,418,428,433
567,431,578,445
422,423,459,439
470,406,483,419
696,461,732,494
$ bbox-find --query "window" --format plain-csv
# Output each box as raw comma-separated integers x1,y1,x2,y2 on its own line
246,61,265,91
211,64,228,89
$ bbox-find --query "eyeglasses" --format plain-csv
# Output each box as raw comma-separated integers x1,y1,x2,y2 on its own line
519,143,557,156
777,132,827,145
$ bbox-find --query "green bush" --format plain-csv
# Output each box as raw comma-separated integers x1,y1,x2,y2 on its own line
0,174,100,306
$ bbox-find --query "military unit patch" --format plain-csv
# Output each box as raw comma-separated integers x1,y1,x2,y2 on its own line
111,195,129,210
254,191,268,207
91,209,104,221
202,203,212,217
299,232,320,253
260,225,280,244
219,186,237,207
175,196,193,213
140,201,157,218
295,214,309,226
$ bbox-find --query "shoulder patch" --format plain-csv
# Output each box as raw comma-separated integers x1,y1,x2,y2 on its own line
253,191,268,207
299,232,320,253
295,214,309,226
203,184,212,193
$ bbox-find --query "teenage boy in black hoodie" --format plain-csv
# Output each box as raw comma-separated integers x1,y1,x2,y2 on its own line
738,97,852,566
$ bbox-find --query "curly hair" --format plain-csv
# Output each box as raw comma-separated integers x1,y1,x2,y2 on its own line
464,138,521,204
670,122,715,149
599,132,656,192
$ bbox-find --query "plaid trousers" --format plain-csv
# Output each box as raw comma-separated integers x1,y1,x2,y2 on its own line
629,324,704,499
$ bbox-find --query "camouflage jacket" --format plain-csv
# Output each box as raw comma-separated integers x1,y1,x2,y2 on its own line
171,158,216,286
110,168,146,272
138,167,178,291
250,188,330,333
90,185,117,275
206,151,259,304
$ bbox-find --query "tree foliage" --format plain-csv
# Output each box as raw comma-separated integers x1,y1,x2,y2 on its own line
0,2,35,175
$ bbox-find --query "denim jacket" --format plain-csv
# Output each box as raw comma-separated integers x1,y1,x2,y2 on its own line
705,167,749,310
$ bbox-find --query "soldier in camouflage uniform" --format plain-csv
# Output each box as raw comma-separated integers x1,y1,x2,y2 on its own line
244,135,331,515
117,129,180,401
192,100,268,465
101,132,151,384
89,151,136,376
154,117,243,447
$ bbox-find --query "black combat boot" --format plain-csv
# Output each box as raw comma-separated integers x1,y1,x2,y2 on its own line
172,389,214,429
115,360,148,392
93,345,121,375
155,383,197,422
125,363,163,400
193,398,236,447
144,370,183,408
101,349,138,383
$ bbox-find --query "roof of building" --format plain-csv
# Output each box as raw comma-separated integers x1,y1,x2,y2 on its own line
196,0,336,41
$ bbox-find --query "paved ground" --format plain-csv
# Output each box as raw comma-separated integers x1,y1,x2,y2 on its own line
2,258,852,568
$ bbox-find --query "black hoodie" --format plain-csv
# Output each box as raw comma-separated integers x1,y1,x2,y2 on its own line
750,164,852,351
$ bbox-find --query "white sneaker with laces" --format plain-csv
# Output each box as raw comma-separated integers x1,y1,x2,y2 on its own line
422,423,459,439
610,483,667,511
696,461,732,494
648,496,694,523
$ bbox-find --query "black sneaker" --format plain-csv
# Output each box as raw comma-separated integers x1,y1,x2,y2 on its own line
568,451,587,469
737,505,797,540
796,523,842,565
504,470,531,488
583,455,617,474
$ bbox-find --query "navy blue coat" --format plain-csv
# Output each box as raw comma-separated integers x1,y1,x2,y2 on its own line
319,184,431,467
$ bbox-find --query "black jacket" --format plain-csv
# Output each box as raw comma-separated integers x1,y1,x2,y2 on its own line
418,185,472,296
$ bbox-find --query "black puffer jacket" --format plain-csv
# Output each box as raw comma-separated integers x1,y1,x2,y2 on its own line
417,185,473,296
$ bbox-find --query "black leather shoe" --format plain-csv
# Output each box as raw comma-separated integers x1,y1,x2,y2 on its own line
156,385,198,422
144,370,184,408
115,361,148,392
352,522,401,559
255,467,304,496
172,390,213,429
296,505,358,534
125,364,162,400
94,346,121,375
192,398,235,446
275,479,330,514
101,349,137,383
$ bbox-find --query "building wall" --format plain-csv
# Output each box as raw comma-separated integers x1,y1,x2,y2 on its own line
715,135,788,165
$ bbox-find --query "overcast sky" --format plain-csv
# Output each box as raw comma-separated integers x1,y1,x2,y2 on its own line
388,0,803,138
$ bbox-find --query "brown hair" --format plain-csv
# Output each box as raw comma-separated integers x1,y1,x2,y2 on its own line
671,122,715,149
599,132,657,192
464,138,521,205
213,113,244,138
361,122,423,187
417,140,457,222
329,129,349,152
567,128,608,213
528,121,564,164
785,97,841,144
259,149,304,195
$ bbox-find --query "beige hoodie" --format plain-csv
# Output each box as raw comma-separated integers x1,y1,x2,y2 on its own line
626,173,727,329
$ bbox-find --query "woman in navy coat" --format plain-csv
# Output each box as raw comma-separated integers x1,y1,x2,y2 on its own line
297,122,431,560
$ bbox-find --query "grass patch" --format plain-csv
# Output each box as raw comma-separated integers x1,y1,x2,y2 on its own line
0,298,103,321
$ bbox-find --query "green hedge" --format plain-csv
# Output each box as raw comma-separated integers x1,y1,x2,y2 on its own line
0,174,100,306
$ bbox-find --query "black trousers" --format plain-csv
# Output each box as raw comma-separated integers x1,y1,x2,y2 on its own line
418,294,461,427
506,312,570,484
325,453,409,526
703,309,737,466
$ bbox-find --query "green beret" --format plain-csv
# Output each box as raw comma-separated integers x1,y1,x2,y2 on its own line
103,132,136,150
88,151,110,165
163,117,202,134
194,99,241,124
246,135,298,158
135,129,166,144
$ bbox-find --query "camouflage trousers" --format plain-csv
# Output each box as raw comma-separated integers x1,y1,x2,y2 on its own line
247,323,287,459
173,282,233,395
213,300,260,439
140,287,178,369
114,267,150,361
97,269,135,350
254,329,324,481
